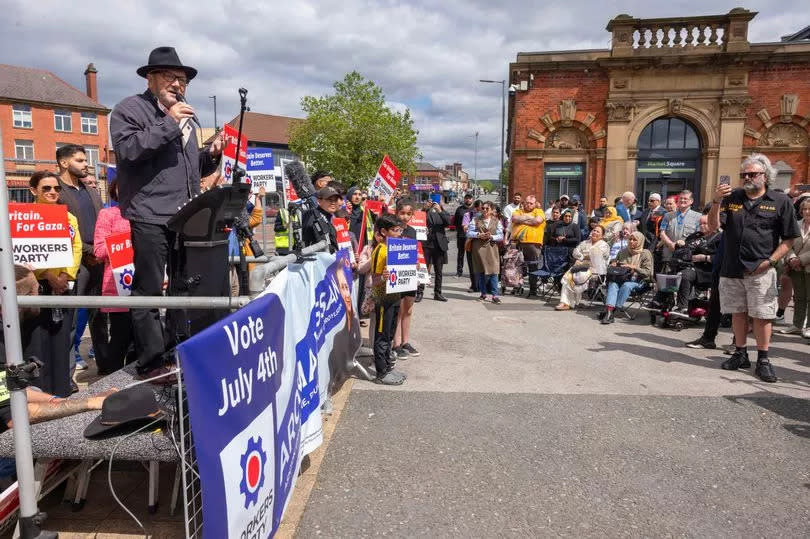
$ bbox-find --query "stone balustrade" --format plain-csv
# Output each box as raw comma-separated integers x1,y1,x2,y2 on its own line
606,8,757,56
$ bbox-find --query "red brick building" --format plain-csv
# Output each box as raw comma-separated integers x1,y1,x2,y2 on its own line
1,63,110,196
507,9,810,210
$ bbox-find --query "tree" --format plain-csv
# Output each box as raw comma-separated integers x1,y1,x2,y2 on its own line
478,180,495,193
499,158,510,184
289,72,421,187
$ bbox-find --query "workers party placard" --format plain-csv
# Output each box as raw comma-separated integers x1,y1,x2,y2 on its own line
411,211,427,241
280,159,299,203
332,218,355,264
416,243,430,285
371,155,402,204
386,237,418,293
246,147,275,194
105,232,135,296
222,124,248,184
8,203,73,269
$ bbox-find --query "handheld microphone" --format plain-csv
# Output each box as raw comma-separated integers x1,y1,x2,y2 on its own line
175,93,202,129
285,161,317,199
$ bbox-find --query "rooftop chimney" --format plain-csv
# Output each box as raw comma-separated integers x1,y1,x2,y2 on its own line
84,63,98,102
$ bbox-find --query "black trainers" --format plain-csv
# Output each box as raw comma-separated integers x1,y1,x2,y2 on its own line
721,349,751,370
375,371,405,385
401,343,420,357
755,359,778,383
393,347,409,360
685,337,716,349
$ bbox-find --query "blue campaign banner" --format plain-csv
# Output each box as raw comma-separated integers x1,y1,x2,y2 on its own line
246,147,275,193
177,293,285,539
386,237,418,293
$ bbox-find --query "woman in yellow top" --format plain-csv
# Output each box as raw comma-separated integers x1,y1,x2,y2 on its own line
25,171,83,397
598,206,625,245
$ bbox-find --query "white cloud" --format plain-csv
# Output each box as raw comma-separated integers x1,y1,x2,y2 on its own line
2,0,808,179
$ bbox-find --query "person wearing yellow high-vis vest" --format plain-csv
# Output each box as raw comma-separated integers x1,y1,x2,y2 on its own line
274,206,290,255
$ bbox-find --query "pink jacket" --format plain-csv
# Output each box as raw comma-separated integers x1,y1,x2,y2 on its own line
93,206,131,313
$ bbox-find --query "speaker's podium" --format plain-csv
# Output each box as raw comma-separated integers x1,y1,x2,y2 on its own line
166,182,251,338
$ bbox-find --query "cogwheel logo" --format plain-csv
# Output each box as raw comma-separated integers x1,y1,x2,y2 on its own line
389,269,397,286
239,436,266,509
224,161,233,181
69,224,75,240
119,268,134,290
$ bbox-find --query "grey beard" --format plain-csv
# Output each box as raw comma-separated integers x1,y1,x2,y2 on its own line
743,181,757,192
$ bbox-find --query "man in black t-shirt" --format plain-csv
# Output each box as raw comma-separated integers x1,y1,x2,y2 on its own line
708,153,800,382
454,194,474,277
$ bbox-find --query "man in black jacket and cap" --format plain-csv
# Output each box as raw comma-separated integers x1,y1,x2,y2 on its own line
110,46,224,373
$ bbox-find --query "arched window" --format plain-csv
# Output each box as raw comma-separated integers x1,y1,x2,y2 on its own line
637,117,700,150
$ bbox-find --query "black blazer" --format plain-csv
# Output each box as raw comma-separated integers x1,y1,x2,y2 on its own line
427,208,450,252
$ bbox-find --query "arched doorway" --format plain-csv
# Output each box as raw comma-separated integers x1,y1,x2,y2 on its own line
635,117,702,203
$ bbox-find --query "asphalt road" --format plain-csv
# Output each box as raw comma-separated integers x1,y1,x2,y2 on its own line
298,233,810,538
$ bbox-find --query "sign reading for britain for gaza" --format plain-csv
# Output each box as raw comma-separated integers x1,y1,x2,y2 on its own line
222,124,248,184
332,218,356,264
411,211,427,241
105,232,135,296
9,203,74,269
246,147,276,194
386,237,418,293
371,155,402,204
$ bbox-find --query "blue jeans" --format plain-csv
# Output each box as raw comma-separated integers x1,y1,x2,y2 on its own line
478,274,499,297
606,281,642,308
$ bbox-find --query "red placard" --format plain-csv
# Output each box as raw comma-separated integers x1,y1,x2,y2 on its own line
332,218,355,263
370,155,402,204
221,124,248,184
364,200,384,215
411,211,427,241
9,203,73,269
106,232,133,268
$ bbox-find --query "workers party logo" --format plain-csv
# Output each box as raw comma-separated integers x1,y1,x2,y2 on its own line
119,268,134,291
224,161,233,181
69,223,75,240
389,269,398,286
239,436,267,508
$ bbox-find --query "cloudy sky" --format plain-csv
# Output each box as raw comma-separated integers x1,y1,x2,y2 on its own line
2,0,809,179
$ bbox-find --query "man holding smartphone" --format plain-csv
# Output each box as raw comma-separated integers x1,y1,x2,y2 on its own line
707,154,799,382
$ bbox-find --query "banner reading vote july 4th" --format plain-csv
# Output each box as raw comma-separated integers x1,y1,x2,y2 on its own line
246,147,275,194
386,237,418,293
105,232,135,296
222,124,248,184
370,155,402,204
9,203,73,269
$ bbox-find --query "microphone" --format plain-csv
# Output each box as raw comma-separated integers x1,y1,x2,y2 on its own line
285,161,317,199
175,93,202,129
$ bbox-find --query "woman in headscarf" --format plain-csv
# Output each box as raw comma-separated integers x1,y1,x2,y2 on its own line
608,222,638,261
547,208,581,254
599,231,653,324
598,206,624,244
555,225,610,311
543,206,562,245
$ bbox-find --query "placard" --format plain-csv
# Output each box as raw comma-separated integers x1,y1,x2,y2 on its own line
222,124,248,184
105,231,134,296
411,211,427,241
246,147,276,194
364,200,384,216
416,242,430,285
9,203,73,269
280,158,299,202
332,218,356,264
370,155,402,204
386,237,418,293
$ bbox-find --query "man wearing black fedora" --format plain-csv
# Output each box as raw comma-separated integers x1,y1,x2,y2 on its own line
110,47,225,374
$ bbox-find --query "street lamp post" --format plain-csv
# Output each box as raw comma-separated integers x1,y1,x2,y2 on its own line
479,79,505,206
209,95,218,128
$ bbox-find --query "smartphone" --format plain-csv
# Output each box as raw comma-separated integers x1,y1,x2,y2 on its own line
719,175,731,186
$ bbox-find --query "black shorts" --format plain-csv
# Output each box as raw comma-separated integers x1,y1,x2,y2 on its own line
402,290,417,298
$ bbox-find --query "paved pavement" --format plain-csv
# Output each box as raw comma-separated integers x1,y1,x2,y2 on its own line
298,233,810,537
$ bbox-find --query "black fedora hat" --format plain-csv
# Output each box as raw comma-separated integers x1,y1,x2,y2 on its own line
136,46,198,80
83,385,165,439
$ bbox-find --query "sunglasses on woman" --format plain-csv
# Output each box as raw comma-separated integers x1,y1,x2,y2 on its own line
40,185,62,192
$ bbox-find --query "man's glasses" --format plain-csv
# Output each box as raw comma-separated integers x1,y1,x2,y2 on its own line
41,185,61,192
740,171,763,179
158,71,189,86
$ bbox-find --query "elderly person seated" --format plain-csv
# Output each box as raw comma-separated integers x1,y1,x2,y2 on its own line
598,232,653,324
609,222,637,261
547,209,581,253
555,225,610,311
673,215,719,311
599,206,624,244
